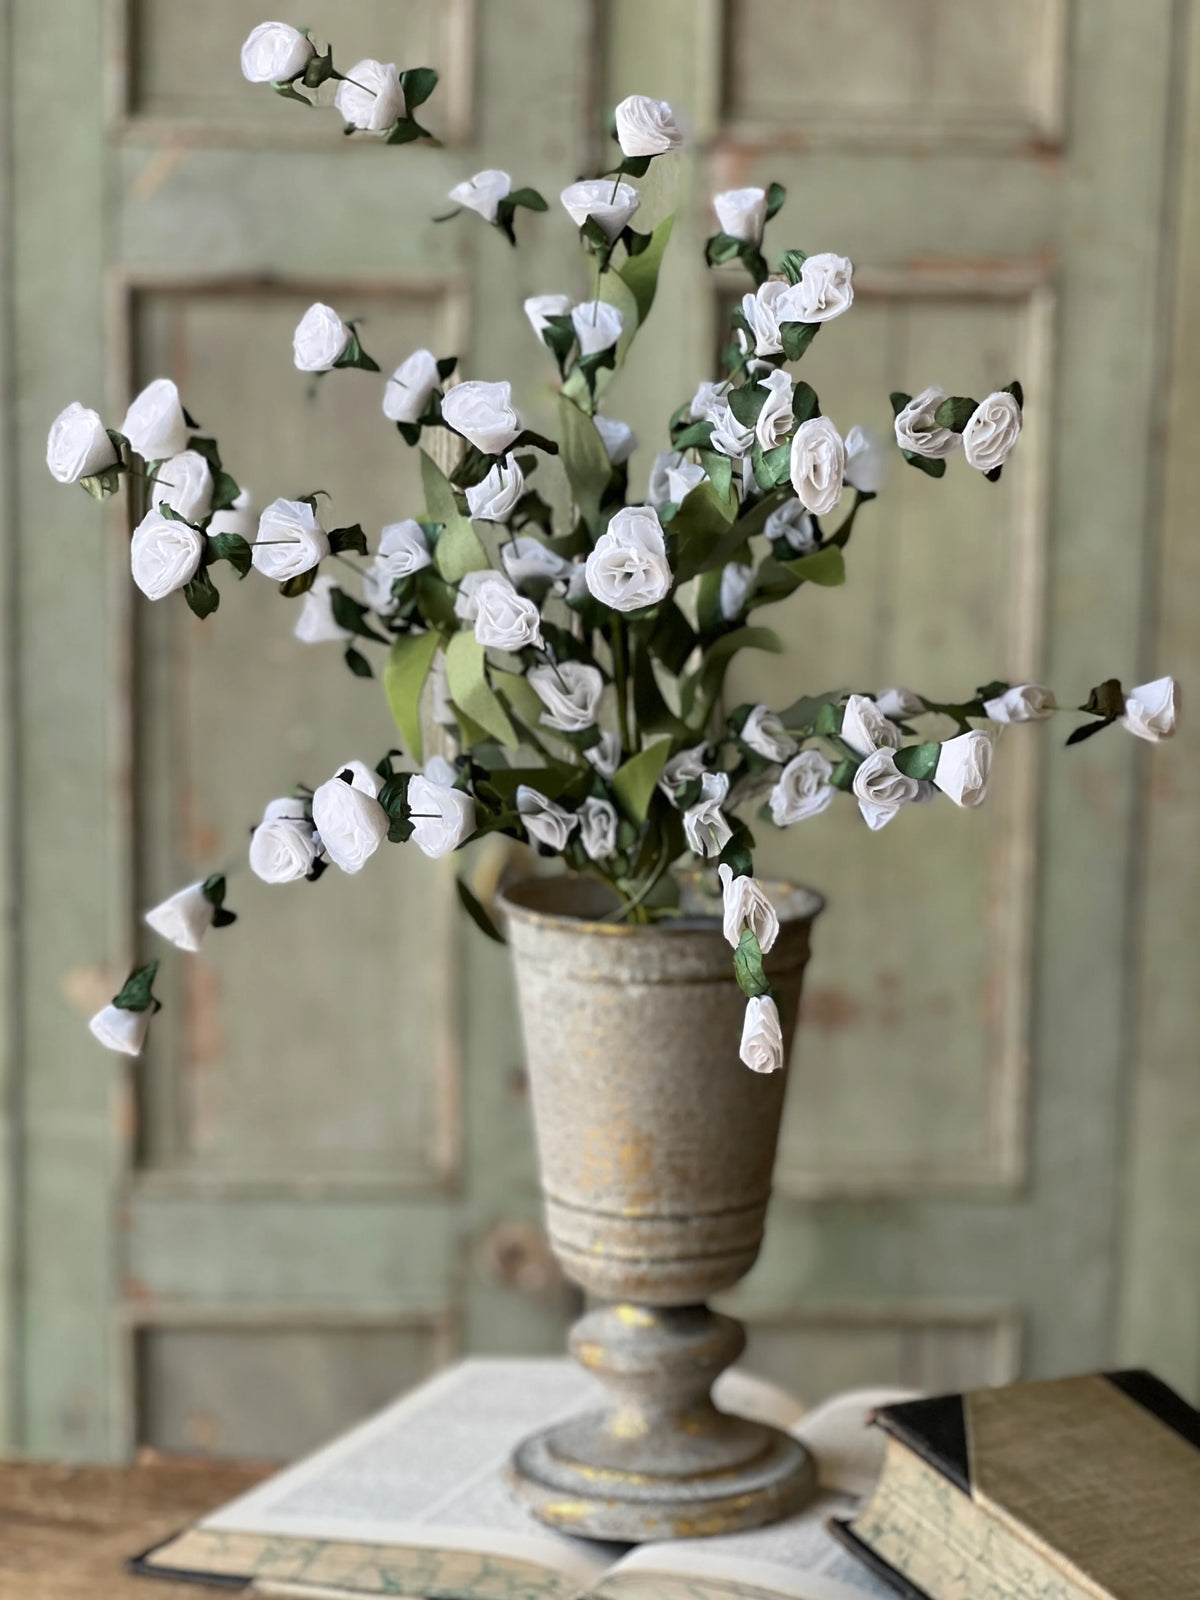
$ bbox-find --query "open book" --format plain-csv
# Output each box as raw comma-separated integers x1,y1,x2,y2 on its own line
135,1359,914,1600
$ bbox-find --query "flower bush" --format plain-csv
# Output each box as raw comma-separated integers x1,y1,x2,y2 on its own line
47,29,1179,1073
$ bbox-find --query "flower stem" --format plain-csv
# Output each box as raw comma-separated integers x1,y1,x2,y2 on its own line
610,618,632,755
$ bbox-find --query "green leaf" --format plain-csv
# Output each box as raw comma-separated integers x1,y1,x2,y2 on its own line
206,532,251,576
733,929,771,999
201,872,237,928
612,740,671,823
900,451,947,479
786,546,846,586
344,645,373,678
791,381,820,424
1081,678,1125,721
1066,718,1115,746
1006,379,1025,409
649,602,698,676
616,213,675,324
556,396,612,535
457,877,507,944
632,643,690,738
726,383,769,428
889,391,913,417
329,523,368,557
780,321,819,362
672,418,715,451
79,465,122,500
332,327,381,373
778,248,807,285
400,65,438,110
683,627,783,720
272,81,313,107
765,181,786,221
113,960,161,1014
893,741,941,781
932,395,977,433
445,630,518,748
383,630,441,761
700,449,733,500
279,568,317,597
667,478,739,584
183,568,220,619
705,231,743,268
422,451,488,581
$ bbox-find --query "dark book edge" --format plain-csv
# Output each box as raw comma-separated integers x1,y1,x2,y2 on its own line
1105,1368,1200,1452
869,1393,970,1496
827,1518,933,1600
127,1529,250,1590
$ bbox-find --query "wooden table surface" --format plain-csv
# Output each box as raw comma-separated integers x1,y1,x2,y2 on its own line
0,1454,273,1598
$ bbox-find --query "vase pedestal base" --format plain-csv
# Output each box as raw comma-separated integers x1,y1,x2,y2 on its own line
507,1302,817,1543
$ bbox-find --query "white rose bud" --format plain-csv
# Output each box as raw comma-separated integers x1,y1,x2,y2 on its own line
46,402,117,484
240,21,314,83
293,302,350,373
579,796,618,862
683,771,732,859
593,415,636,465
144,881,214,953
334,58,403,131
720,561,755,620
585,505,672,612
121,377,189,462
571,300,624,356
130,509,204,601
407,773,476,859
984,683,1056,723
155,449,214,523
528,661,604,732
647,450,683,506
740,995,785,1074
689,381,726,422
524,293,573,339
294,574,352,644
709,403,754,459
876,686,924,721
252,497,330,582
741,704,798,764
208,487,255,540
89,1002,150,1058
933,730,993,808
894,385,961,459
665,462,707,505
383,349,440,425
718,863,779,955
466,455,525,522
764,499,817,553
449,168,512,223
755,370,794,453
363,519,433,612
614,93,684,158
841,693,903,757
1121,676,1178,742
249,797,320,884
962,391,1023,473
470,574,543,651
790,416,845,517
586,731,622,778
843,425,889,494
499,536,570,590
312,759,390,874
660,742,709,799
794,252,854,323
441,380,523,456
516,786,579,851
769,749,835,825
714,187,767,244
741,279,799,358
560,179,640,241
853,747,920,830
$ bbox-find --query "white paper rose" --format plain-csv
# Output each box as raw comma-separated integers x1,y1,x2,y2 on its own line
984,683,1055,723
933,730,993,808
144,881,214,953
755,370,794,453
1121,676,1178,741
448,168,512,222
894,386,961,459
466,455,525,522
294,574,352,643
841,693,903,757
249,797,319,884
741,279,800,358
764,499,817,553
963,391,1023,473
293,302,350,372
155,449,214,523
130,510,204,601
571,300,624,356
586,731,622,778
843,425,889,494
718,864,779,954
876,686,924,721
593,415,636,465
334,58,403,131
524,293,572,339
647,450,683,506
312,759,389,874
363,519,432,612
441,380,523,456
89,1002,150,1058
499,536,570,590
688,381,725,422
794,252,854,323
121,378,189,461
208,488,255,540
665,462,706,505
383,349,440,424
742,704,798,764
251,497,330,582
560,179,640,241
769,750,834,825
528,661,604,732
709,403,754,459
46,402,117,484
470,574,543,651
585,505,672,612
579,796,618,862
714,187,767,244
516,785,579,851
683,771,732,858
614,94,684,157
660,742,709,799
790,416,846,517
240,21,314,82
853,747,920,830
407,773,476,859
740,995,784,1074
720,562,755,620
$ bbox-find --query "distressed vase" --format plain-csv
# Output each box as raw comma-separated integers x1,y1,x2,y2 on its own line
498,875,824,1543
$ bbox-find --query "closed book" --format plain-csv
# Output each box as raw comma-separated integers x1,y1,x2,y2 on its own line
831,1369,1200,1600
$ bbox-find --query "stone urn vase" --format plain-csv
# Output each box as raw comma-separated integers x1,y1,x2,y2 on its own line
498,874,824,1543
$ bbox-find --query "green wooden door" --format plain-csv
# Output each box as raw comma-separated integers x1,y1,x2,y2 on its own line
0,0,1194,1463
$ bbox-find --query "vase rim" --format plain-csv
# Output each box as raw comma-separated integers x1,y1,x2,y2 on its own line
497,873,825,937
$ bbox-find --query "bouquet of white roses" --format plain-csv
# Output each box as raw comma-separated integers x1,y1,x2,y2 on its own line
47,23,1178,1070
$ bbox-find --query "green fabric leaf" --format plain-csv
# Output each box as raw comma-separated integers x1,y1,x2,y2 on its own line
383,630,441,761
113,960,161,1013
613,740,671,822
490,667,549,736
557,396,612,535
207,532,252,576
932,395,977,433
791,381,820,424
328,523,368,556
727,383,769,428
649,602,698,676
330,587,386,643
733,929,771,999
672,419,715,451
633,644,690,738
400,65,438,110
445,630,517,748
778,248,807,284
765,181,786,221
457,877,507,944
889,391,913,416
786,546,846,586
700,450,733,500
900,451,947,479
893,742,941,780
332,327,381,373
183,568,220,619
423,451,488,581
683,626,783,719
1006,378,1025,409
781,321,819,362
279,568,317,598
616,214,675,324
344,645,373,678
667,479,739,584
705,231,742,267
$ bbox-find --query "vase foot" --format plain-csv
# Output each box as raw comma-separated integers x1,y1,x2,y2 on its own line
507,1302,817,1542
